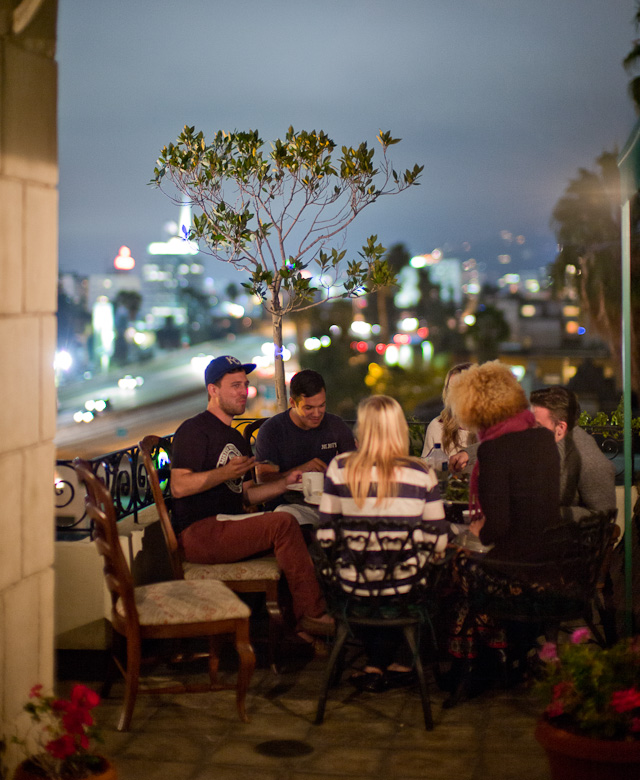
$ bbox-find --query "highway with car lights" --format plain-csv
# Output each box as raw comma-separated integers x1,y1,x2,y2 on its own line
55,336,286,459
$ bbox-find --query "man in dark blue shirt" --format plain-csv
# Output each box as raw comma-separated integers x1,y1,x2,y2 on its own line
255,369,355,526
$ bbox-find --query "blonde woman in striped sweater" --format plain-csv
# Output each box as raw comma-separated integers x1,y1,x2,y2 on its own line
318,395,450,692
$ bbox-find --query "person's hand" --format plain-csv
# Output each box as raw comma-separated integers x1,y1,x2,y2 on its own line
300,458,327,473
285,470,303,486
449,451,469,473
220,455,255,480
469,517,486,537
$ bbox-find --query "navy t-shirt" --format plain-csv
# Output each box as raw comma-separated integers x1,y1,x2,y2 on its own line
255,410,355,473
171,410,251,533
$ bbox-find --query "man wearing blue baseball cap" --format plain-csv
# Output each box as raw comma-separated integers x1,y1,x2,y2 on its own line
171,355,334,641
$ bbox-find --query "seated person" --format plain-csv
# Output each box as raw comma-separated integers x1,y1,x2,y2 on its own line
170,355,333,642
422,363,478,473
530,385,616,523
442,361,562,707
255,369,355,527
318,395,449,692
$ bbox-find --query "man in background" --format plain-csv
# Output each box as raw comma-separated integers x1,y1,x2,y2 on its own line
530,385,616,522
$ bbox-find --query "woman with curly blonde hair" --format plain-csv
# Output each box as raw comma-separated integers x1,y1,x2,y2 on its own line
440,361,561,707
421,363,478,471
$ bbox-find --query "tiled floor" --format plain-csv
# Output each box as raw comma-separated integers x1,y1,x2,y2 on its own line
59,641,552,780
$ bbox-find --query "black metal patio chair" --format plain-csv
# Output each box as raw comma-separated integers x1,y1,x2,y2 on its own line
311,518,442,730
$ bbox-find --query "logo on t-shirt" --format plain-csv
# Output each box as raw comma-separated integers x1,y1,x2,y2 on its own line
217,443,244,493
321,442,338,451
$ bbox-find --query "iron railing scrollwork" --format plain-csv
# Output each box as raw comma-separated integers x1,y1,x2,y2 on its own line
55,417,266,537
55,418,636,539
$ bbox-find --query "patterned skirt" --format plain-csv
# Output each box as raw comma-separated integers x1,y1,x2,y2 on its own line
447,551,547,660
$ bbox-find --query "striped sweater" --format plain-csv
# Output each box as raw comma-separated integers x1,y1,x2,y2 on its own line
316,456,450,597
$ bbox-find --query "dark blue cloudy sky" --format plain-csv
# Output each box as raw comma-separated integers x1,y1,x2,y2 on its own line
57,0,638,285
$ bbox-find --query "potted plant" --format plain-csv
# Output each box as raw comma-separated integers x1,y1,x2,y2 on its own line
535,628,640,779
10,684,115,780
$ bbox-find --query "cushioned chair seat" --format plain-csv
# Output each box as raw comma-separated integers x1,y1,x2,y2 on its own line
183,557,280,582
116,579,251,625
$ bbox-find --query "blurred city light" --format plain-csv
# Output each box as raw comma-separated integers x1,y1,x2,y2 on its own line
54,350,73,373
113,245,135,270
400,317,418,332
350,320,372,336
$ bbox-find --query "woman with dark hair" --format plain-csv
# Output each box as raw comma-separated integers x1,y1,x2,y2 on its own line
442,361,561,706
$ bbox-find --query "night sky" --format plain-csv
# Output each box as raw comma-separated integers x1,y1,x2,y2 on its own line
57,0,638,286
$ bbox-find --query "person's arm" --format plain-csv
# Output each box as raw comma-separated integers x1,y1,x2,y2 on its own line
243,470,302,505
575,429,617,513
255,457,326,483
421,418,441,458
171,456,256,499
318,461,343,524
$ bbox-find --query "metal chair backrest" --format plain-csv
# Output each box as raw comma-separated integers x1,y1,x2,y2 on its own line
138,435,184,581
73,459,139,634
313,518,439,621
560,508,618,596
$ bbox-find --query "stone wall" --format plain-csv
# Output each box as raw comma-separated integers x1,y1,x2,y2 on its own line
0,0,58,771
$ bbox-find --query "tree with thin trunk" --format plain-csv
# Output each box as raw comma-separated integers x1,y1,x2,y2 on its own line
152,126,422,410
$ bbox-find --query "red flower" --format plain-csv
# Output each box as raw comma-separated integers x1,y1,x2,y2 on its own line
62,705,93,735
71,684,100,710
552,682,573,701
29,684,43,699
610,688,640,714
546,700,564,718
45,734,76,760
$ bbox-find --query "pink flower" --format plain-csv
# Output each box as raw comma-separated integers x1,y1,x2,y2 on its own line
539,642,558,661
29,684,43,699
570,627,591,644
610,688,640,714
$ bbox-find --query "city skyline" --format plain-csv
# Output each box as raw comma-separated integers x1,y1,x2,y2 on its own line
58,1,637,285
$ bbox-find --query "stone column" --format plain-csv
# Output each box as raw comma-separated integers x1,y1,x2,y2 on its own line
0,0,58,770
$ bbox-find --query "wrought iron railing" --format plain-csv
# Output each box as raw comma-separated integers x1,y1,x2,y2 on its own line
55,418,262,537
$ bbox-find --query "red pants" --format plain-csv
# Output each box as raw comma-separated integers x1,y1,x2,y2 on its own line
179,511,326,624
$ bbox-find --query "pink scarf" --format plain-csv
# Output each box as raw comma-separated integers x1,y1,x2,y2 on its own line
468,408,537,519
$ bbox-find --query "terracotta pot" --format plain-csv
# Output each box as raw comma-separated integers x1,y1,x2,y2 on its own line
535,720,640,780
13,758,117,780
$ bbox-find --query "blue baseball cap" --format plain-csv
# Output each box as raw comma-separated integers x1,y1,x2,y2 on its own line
204,355,256,386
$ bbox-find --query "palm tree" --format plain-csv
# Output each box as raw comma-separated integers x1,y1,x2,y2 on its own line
624,4,640,113
549,151,640,394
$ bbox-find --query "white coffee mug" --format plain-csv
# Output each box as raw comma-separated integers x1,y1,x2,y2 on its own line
302,471,324,499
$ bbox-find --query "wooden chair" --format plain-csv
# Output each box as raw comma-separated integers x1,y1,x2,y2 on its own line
138,435,283,672
241,417,267,450
73,459,256,731
311,519,441,730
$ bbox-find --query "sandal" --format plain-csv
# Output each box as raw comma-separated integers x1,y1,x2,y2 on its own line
349,671,386,693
